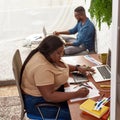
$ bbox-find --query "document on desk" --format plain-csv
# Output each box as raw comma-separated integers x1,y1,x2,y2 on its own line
65,82,100,102
84,55,102,65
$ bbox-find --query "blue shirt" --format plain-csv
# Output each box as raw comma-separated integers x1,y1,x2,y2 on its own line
69,18,95,51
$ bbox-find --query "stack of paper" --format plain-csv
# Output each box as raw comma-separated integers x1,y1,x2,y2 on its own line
65,82,100,102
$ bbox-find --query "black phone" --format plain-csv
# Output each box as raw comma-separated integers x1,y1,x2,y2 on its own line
71,71,86,78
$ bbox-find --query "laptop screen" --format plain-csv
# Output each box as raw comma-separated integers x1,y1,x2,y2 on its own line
106,49,111,68
43,26,47,37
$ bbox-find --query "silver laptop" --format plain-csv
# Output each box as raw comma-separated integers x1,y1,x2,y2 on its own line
43,26,47,37
92,49,111,82
43,26,53,37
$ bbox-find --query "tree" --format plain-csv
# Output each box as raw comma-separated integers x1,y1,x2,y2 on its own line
88,0,112,30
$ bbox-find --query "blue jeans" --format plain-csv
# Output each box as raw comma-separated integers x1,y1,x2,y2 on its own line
23,94,71,120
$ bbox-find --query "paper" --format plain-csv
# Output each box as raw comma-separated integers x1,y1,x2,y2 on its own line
84,55,102,65
65,82,100,102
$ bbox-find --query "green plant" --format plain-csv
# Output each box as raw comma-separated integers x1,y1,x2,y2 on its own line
88,0,112,30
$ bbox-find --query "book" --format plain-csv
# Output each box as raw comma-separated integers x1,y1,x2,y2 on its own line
80,99,109,118
101,109,110,120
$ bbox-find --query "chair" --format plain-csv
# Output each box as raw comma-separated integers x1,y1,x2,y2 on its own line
12,49,60,120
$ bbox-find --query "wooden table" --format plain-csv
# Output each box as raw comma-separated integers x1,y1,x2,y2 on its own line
62,54,110,120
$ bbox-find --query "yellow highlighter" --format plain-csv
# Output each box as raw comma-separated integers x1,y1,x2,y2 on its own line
100,85,111,88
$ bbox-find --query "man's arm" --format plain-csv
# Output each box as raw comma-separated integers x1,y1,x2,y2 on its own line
53,30,70,36
53,22,78,36
65,27,88,46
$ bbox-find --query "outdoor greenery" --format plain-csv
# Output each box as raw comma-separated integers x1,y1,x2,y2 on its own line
88,0,112,30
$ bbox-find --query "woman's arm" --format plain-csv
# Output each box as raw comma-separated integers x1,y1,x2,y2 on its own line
68,64,95,75
53,30,70,36
37,84,89,103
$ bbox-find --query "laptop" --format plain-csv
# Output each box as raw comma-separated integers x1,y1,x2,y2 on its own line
43,26,67,44
92,49,111,82
43,26,48,37
43,26,53,37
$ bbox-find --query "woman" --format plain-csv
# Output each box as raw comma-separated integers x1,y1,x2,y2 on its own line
21,35,93,120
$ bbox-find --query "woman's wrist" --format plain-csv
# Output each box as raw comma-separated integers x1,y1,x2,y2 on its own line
75,65,80,71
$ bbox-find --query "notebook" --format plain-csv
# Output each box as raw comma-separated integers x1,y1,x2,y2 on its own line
92,49,111,82
79,99,109,118
65,82,100,102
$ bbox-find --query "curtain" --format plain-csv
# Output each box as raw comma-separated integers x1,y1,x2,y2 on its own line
0,0,90,80
0,0,89,41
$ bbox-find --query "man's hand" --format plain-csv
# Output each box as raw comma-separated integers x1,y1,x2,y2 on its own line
53,31,60,36
65,42,72,46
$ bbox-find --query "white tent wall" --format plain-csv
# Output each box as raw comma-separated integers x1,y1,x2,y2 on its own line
0,0,88,41
0,0,111,82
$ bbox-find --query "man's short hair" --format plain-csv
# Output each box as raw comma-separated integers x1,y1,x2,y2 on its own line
74,6,85,15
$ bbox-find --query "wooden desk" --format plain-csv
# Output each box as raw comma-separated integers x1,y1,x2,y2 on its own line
62,54,110,120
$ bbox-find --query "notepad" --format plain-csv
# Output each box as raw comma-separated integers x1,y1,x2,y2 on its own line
80,99,109,118
65,82,100,102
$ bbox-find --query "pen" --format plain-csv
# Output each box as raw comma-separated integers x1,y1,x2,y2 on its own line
94,94,105,106
99,97,111,110
94,94,105,110
107,97,111,101
82,83,93,89
70,82,83,85
103,97,111,105
85,82,93,89
97,94,105,102
100,94,105,99
96,98,106,110
73,83,92,89
96,97,111,110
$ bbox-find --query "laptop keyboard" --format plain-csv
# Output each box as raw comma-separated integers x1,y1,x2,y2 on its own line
97,66,111,79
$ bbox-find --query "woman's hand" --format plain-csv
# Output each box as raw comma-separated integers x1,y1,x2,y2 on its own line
76,87,89,98
77,65,95,76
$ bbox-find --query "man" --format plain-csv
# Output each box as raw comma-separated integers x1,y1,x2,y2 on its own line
53,6,95,55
